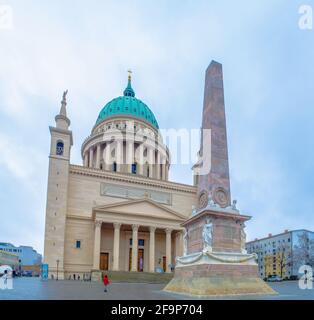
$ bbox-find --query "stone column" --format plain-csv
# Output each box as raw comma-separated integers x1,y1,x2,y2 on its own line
95,144,101,169
89,147,94,168
116,140,123,172
165,163,169,180
149,226,156,273
137,144,144,175
84,153,88,167
112,223,121,271
93,220,102,269
148,147,154,178
126,140,133,173
165,228,172,273
161,157,166,180
104,143,111,171
156,151,161,180
131,224,139,272
177,230,184,257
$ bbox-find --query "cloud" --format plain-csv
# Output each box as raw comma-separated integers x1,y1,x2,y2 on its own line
0,0,313,253
0,133,46,186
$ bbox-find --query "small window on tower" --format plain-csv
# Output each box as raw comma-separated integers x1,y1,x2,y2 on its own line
76,240,81,249
56,141,64,156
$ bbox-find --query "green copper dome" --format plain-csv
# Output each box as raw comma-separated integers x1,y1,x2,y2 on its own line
96,75,159,129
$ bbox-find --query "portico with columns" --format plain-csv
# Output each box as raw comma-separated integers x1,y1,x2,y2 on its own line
92,198,185,273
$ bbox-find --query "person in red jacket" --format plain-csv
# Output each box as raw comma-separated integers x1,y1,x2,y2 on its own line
103,274,110,292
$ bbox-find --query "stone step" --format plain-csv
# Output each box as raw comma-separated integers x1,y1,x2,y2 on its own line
99,271,173,283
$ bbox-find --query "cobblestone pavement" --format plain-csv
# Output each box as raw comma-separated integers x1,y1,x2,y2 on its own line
0,278,313,300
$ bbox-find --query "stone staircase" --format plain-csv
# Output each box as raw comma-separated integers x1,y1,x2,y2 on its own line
100,271,174,283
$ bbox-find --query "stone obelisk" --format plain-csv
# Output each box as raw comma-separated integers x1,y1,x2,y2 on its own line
164,61,275,297
194,60,231,209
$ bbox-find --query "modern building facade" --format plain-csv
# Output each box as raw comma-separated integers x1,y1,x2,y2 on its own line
0,250,19,268
246,229,314,279
43,71,202,280
0,243,42,266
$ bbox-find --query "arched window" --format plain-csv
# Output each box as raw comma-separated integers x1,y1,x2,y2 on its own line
113,162,117,172
132,163,137,174
56,141,64,156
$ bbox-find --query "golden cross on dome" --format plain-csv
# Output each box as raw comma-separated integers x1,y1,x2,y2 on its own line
127,69,132,81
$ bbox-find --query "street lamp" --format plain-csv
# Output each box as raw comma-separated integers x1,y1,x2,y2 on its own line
56,259,59,281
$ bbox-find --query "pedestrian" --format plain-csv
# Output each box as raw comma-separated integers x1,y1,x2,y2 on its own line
73,274,76,280
2,270,8,286
103,274,110,292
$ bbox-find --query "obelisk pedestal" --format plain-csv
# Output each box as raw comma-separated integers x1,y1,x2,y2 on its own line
164,204,276,296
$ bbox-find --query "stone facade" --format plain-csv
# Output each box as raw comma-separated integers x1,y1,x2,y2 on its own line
43,84,198,280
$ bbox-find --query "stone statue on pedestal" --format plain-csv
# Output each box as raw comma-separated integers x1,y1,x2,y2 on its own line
240,223,247,254
202,219,213,252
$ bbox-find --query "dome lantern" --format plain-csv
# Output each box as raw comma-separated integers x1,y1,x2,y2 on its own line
123,70,135,97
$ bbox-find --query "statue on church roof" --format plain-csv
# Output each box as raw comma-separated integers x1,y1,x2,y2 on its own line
62,90,68,104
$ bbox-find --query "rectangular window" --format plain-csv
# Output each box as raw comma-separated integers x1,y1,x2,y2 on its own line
129,239,145,246
76,240,81,249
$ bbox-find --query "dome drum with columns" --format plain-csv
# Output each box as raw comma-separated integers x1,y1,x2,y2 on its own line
81,74,170,180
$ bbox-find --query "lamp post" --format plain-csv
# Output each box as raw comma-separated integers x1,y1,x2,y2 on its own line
56,259,59,281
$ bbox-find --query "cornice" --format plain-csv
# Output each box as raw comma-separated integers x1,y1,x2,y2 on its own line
69,164,197,194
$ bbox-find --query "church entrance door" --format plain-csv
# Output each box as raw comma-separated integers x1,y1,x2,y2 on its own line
100,252,109,270
129,248,144,272
138,249,144,272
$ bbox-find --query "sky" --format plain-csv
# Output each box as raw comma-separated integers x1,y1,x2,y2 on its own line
0,0,313,254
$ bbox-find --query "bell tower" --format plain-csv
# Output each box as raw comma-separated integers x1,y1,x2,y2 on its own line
43,90,73,279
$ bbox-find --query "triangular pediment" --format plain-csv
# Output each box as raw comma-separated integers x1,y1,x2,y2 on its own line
93,198,186,221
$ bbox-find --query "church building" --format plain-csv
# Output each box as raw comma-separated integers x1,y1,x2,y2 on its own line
43,70,207,279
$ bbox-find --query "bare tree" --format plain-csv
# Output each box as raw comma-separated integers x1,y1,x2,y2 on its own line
277,242,291,278
293,232,314,268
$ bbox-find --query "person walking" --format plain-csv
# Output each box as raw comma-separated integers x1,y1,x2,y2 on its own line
2,270,8,287
103,274,110,293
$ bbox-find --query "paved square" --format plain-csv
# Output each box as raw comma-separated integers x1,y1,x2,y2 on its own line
0,278,313,300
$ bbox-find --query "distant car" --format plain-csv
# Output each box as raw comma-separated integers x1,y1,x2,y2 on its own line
267,275,283,282
22,270,33,277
